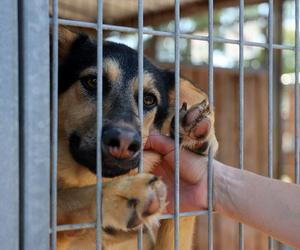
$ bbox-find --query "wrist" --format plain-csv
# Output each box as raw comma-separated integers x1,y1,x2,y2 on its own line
213,161,241,213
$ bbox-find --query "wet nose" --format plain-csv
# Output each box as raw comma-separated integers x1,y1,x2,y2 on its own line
102,127,141,159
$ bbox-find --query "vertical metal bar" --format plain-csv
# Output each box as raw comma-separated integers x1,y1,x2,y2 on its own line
174,0,181,249
19,0,50,249
268,0,274,249
137,0,144,248
51,0,59,249
0,1,19,249
208,0,214,249
96,0,103,249
295,0,300,185
238,0,245,249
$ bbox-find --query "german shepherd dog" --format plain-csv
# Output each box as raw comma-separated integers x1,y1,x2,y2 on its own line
56,28,218,250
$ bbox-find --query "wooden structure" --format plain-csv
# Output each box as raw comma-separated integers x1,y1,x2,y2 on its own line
56,0,269,26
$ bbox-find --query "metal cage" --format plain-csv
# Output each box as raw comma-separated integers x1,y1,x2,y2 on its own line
0,0,299,249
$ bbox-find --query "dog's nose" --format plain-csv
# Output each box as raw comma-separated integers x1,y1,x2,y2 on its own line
102,127,141,159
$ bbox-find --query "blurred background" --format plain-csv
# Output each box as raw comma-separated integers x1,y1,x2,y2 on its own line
53,0,298,249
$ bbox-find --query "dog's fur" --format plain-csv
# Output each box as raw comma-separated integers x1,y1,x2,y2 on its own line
56,28,218,250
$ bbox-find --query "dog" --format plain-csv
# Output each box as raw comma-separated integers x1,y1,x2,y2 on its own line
56,28,218,250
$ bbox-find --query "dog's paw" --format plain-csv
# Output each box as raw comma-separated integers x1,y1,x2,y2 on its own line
102,173,167,233
178,100,218,156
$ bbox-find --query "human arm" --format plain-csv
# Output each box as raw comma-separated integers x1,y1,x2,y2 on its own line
145,133,300,248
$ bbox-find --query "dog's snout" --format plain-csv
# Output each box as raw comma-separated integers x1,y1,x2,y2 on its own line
102,127,141,159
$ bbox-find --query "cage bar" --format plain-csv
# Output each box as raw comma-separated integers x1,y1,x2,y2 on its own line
0,1,19,249
54,210,212,233
8,0,299,248
50,0,59,249
137,0,144,249
238,0,245,249
174,0,181,249
295,0,300,185
207,0,214,249
56,18,296,51
267,0,274,249
96,0,104,249
19,0,51,249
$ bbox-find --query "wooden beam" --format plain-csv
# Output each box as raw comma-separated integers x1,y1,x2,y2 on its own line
114,0,269,27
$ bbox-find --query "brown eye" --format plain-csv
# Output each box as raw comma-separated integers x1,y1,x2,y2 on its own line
80,76,97,91
143,93,157,108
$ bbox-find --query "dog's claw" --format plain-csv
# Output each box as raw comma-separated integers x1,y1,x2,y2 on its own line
181,102,188,112
178,99,215,155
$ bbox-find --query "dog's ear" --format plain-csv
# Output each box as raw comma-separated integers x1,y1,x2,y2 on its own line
50,26,78,62
58,27,78,61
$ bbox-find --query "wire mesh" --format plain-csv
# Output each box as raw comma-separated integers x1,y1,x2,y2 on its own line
29,0,300,249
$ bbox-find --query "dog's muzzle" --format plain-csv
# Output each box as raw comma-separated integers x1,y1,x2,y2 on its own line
102,126,141,160
69,126,142,177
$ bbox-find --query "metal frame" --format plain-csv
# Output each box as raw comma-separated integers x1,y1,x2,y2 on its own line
0,1,19,249
19,1,51,249
0,0,299,249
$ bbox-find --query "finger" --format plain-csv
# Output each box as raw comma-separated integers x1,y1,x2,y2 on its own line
144,133,175,155
163,149,208,184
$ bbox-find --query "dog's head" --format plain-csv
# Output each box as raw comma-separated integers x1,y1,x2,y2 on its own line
58,29,173,177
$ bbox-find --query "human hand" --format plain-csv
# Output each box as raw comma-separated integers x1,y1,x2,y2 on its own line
144,131,209,213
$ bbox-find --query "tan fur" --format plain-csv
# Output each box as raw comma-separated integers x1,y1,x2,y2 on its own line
57,79,217,250
56,29,218,250
154,217,196,250
77,59,121,84
57,27,78,61
104,58,122,83
130,73,161,144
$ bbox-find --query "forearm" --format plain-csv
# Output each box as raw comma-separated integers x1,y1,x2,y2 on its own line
214,161,300,248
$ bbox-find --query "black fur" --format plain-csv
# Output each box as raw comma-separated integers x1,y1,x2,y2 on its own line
59,35,174,177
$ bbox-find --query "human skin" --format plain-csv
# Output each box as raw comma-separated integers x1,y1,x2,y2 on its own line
144,133,300,248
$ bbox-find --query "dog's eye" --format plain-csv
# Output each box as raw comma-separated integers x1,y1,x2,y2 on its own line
80,76,97,91
143,93,157,108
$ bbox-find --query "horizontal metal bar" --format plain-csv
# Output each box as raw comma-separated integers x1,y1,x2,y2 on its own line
160,210,211,219
55,222,97,233
56,18,295,51
55,210,211,232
